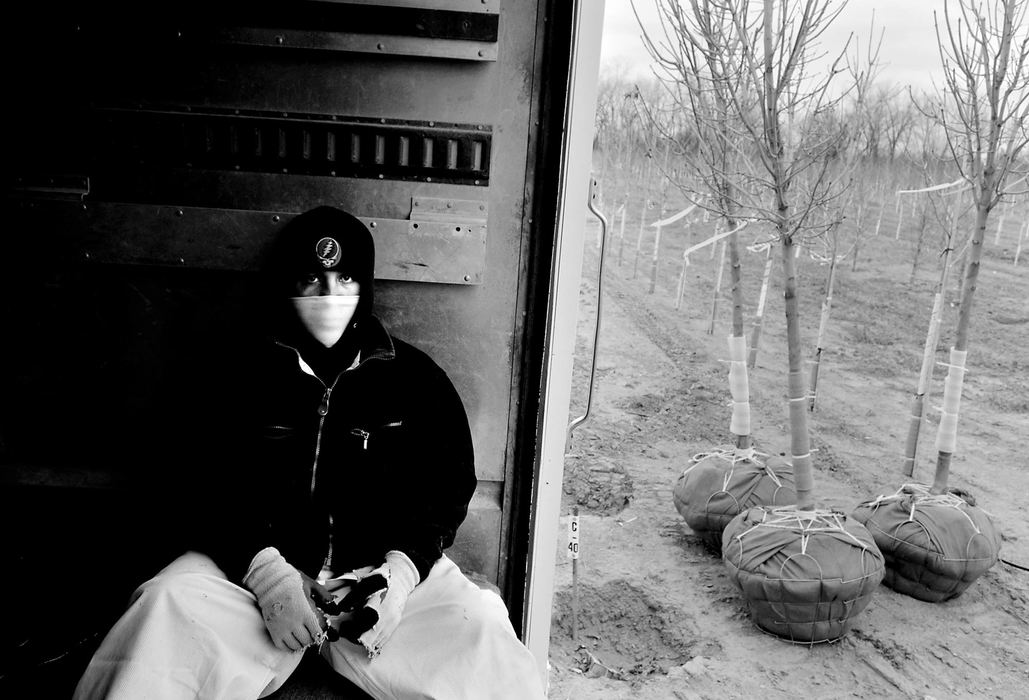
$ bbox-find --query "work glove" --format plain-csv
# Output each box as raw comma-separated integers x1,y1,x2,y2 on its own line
329,550,420,658
243,547,327,652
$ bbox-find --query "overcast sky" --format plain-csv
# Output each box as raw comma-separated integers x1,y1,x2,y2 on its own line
601,1,947,93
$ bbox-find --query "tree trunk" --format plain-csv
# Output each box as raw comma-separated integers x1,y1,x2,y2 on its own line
726,214,750,450
809,253,838,411
909,204,930,285
620,196,631,265
747,246,774,369
763,0,813,509
633,156,654,279
902,245,952,476
707,240,727,334
782,235,814,509
649,223,663,294
932,197,990,494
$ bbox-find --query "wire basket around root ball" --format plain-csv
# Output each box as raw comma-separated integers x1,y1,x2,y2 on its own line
673,447,796,550
722,505,885,644
851,483,1001,603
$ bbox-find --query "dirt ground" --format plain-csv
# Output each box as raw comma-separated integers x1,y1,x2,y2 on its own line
545,185,1029,700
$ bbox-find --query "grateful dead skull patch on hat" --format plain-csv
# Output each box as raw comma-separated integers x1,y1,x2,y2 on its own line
316,237,342,268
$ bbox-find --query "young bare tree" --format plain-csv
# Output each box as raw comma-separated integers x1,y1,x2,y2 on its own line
883,92,918,161
924,0,1029,494
644,0,885,643
727,0,852,510
852,0,1023,606
633,0,760,452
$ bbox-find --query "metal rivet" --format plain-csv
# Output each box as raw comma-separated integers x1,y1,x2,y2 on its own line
447,202,452,208
464,274,471,282
176,209,184,217
426,177,432,182
272,215,281,223
377,43,384,50
370,221,377,228
275,35,284,45
478,50,485,57
479,205,485,211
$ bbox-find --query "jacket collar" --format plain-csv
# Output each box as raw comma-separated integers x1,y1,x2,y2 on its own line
355,316,396,365
271,315,395,369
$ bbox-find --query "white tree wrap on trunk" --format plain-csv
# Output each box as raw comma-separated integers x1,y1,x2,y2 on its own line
727,334,751,437
934,348,968,454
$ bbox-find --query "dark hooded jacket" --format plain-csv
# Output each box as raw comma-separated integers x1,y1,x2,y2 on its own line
171,207,476,583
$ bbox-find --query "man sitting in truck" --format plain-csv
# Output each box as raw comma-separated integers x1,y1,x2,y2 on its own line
73,205,545,700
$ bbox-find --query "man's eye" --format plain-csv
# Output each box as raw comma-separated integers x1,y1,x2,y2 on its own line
338,274,354,284
302,274,320,285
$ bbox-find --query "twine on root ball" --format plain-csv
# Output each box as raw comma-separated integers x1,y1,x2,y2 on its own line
722,505,885,644
673,446,797,550
851,483,1001,602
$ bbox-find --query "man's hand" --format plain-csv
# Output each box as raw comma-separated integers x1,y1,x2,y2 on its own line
243,548,327,652
299,570,335,613
332,551,420,658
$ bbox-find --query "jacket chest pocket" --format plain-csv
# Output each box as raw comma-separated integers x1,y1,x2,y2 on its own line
347,420,404,452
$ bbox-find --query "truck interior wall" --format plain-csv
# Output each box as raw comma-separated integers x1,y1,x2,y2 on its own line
1,0,580,692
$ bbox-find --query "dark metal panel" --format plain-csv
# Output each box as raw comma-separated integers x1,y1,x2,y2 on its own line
204,27,499,61
331,0,500,14
11,199,487,284
70,1,501,61
4,0,544,589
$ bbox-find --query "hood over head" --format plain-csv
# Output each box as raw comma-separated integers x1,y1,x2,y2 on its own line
261,205,376,375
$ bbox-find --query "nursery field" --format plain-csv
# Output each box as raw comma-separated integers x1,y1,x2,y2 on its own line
545,175,1029,699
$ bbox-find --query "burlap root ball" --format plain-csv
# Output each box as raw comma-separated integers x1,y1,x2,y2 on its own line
722,505,885,644
673,449,796,550
851,484,1001,602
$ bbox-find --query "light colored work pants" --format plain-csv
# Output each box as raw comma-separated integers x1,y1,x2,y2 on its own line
73,552,545,700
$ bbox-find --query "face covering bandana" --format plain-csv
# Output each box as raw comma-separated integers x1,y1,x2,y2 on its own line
291,295,360,347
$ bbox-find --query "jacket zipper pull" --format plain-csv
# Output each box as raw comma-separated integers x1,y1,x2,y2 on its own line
318,388,331,416
350,428,370,449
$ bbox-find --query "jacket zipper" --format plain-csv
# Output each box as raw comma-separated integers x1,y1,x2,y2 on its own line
311,386,331,494
310,368,349,493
